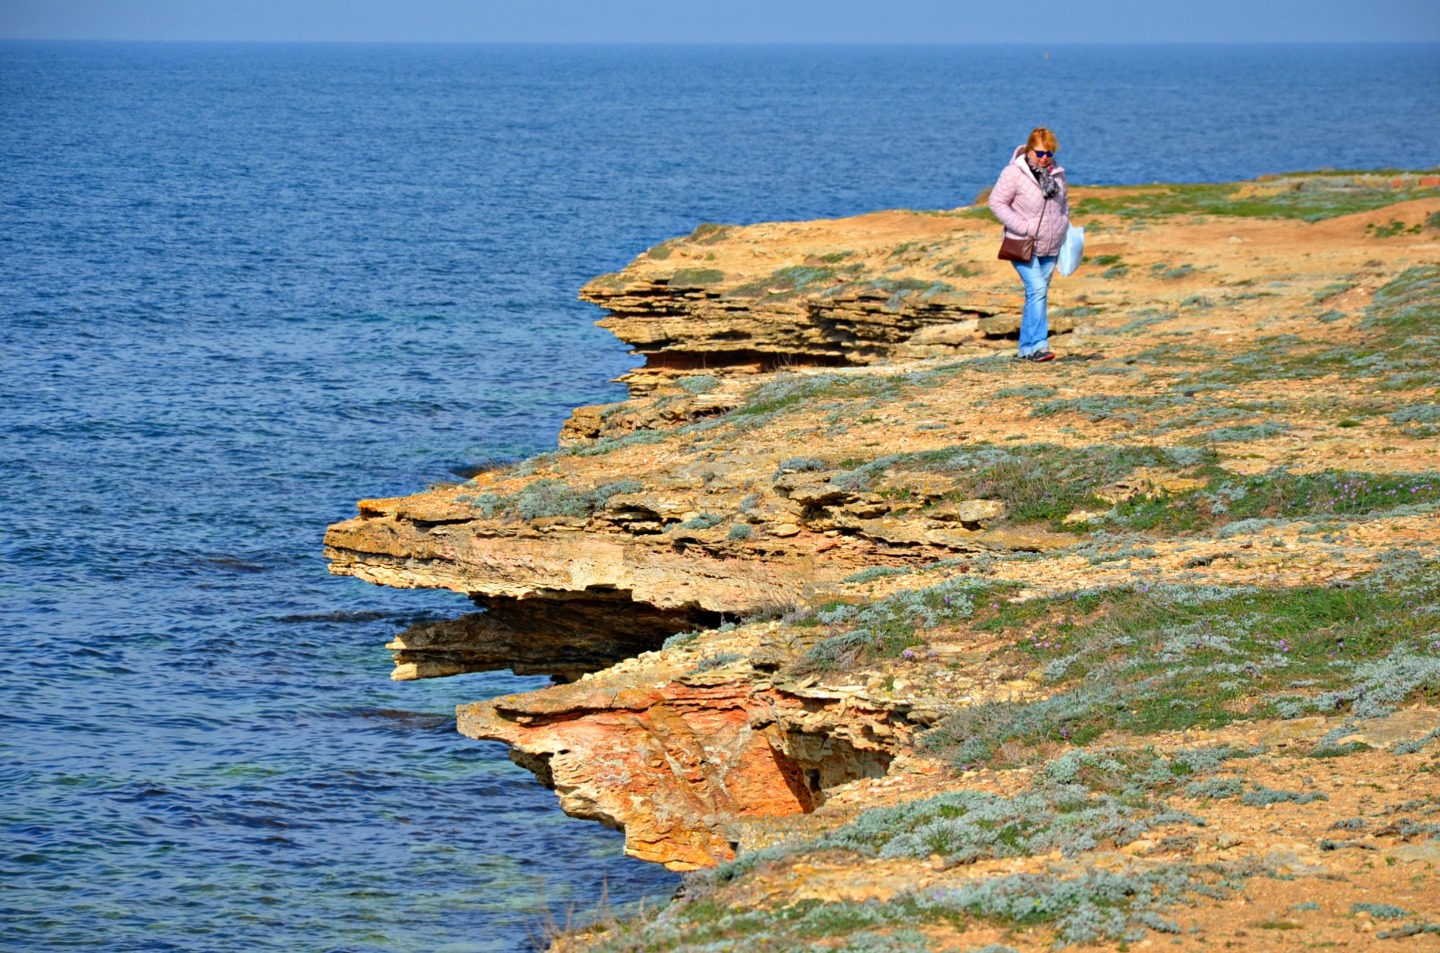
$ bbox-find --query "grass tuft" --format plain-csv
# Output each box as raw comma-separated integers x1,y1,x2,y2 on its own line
922,560,1440,770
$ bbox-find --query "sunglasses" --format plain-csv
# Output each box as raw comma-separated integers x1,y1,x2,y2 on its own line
1033,150,1054,158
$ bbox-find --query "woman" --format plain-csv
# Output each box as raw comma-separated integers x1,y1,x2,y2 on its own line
989,127,1070,362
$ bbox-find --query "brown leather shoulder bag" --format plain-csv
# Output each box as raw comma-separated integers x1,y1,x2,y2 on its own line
997,196,1047,263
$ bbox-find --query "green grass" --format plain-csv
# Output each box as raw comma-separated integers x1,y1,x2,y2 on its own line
1151,263,1195,281
1366,219,1425,238
725,264,837,299
785,465,1437,675
1210,470,1440,520
456,478,643,521
1094,469,1440,535
729,372,896,419
921,559,1440,768
826,276,958,310
936,258,981,278
1031,392,1195,424
586,271,629,291
1361,265,1440,357
1138,267,1440,389
826,442,1218,529
956,205,998,222
676,374,719,395
993,385,1058,400
1313,280,1356,302
553,895,931,953
1073,179,1440,222
686,222,733,244
887,241,930,260
796,748,1221,861
569,859,1248,952
721,364,975,429
795,576,1000,672
668,268,726,287
862,277,953,295
779,441,1421,541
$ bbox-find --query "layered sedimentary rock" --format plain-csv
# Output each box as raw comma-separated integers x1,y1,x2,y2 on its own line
327,180,1440,883
577,210,1076,393
385,597,692,682
457,642,911,869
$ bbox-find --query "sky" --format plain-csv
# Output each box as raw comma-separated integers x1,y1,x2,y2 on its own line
1,0,1438,44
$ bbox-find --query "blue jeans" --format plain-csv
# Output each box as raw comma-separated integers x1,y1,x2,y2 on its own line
1012,254,1058,356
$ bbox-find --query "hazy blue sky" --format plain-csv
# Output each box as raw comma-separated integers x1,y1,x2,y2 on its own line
2,0,1438,43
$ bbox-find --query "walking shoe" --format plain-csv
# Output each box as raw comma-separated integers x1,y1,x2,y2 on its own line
1020,350,1056,363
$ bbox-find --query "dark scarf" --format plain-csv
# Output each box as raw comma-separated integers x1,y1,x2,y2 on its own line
1028,159,1060,199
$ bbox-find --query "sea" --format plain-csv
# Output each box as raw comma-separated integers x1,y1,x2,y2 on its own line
2,42,1437,953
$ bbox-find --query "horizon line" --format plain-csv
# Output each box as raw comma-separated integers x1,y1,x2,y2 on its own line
3,37,1438,46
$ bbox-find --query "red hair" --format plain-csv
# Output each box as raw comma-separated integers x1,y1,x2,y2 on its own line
1027,127,1058,153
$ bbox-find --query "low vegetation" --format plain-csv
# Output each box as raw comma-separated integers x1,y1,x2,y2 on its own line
504,176,1440,952
726,264,840,299
456,478,642,520
1073,178,1440,222
922,558,1440,768
570,861,1251,952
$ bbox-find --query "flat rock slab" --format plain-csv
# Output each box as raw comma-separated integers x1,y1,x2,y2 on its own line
1335,707,1440,750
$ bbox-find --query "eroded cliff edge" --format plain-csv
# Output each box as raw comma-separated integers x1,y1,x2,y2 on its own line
326,174,1440,950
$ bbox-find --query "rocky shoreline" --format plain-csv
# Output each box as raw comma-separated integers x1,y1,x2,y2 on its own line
326,172,1440,950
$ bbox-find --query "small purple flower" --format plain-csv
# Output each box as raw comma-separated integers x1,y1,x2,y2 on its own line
902,648,916,660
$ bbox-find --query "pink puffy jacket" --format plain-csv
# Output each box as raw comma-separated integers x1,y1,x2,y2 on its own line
988,145,1070,257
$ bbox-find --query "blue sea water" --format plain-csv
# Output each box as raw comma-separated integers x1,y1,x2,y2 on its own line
1,42,1437,952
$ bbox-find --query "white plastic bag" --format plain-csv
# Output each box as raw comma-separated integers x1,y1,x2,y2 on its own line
1057,224,1085,277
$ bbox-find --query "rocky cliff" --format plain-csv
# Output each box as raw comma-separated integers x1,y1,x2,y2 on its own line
326,173,1440,950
